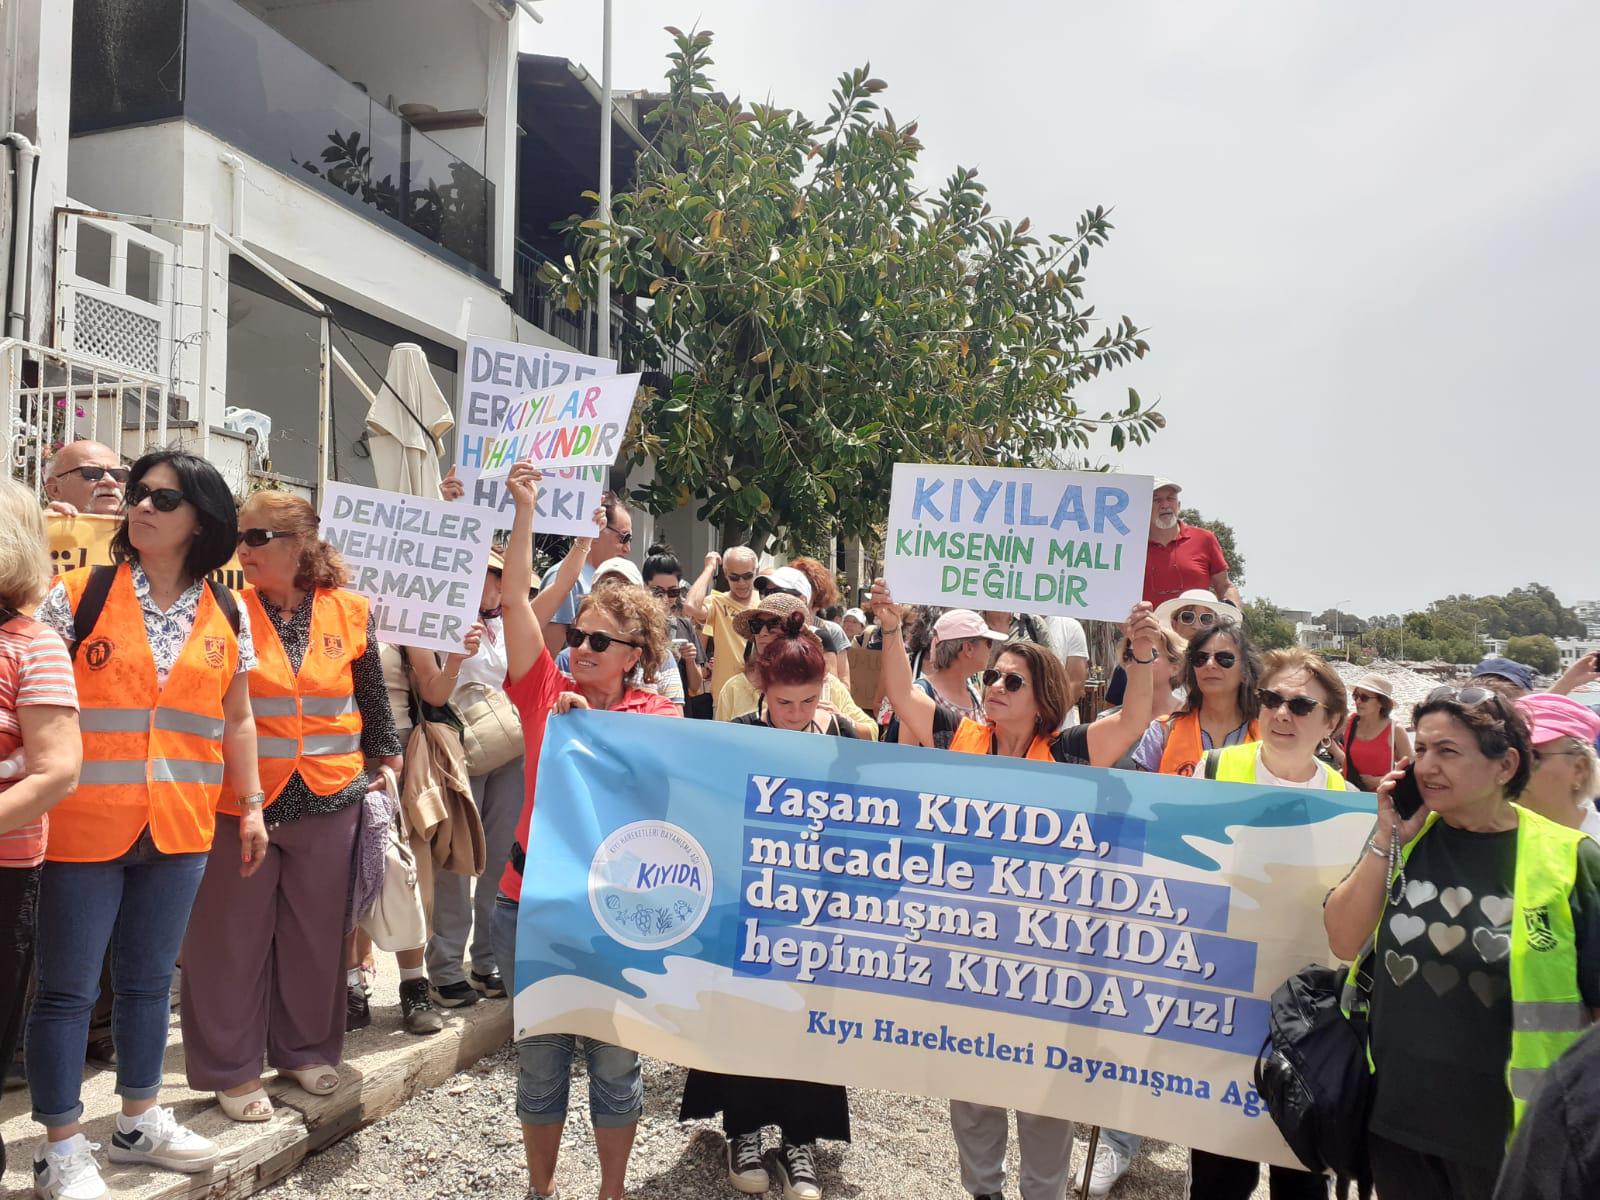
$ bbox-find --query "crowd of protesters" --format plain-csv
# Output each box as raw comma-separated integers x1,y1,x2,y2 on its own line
2,448,1596,1200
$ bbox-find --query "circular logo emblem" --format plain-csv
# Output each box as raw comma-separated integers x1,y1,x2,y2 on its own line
588,820,713,951
83,638,114,671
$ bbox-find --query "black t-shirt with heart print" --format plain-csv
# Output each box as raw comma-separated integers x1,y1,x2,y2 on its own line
1368,822,1600,1168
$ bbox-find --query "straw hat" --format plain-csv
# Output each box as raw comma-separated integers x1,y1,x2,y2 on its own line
732,592,811,639
1350,674,1394,702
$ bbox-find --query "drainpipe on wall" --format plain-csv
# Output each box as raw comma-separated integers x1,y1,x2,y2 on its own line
219,153,246,237
3,132,39,340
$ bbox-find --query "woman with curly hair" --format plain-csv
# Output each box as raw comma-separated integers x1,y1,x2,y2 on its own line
179,490,402,1123
490,464,679,1200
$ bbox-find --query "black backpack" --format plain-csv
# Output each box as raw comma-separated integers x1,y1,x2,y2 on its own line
1254,962,1374,1198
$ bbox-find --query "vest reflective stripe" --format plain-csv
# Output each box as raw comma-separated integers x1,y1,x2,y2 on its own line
1207,743,1348,791
47,564,236,863
1342,806,1588,1138
153,707,225,739
79,708,152,733
302,733,361,756
251,696,299,718
301,696,358,718
225,586,368,811
1512,1000,1589,1033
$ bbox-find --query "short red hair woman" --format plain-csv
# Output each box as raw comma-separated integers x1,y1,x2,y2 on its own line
681,617,854,1200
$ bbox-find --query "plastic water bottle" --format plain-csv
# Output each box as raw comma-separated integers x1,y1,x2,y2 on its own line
0,749,26,780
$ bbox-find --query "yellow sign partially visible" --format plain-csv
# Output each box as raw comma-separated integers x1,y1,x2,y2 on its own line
47,513,247,590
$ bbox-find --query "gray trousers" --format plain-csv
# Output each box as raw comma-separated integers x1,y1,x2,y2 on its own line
426,754,524,985
950,1100,1075,1200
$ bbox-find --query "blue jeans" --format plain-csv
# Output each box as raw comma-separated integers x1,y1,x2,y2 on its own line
28,830,207,1126
1102,1128,1142,1157
491,895,642,1128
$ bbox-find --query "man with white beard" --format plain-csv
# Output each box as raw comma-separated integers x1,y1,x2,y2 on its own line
1142,478,1241,610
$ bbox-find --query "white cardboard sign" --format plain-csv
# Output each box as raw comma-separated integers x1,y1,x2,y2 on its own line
320,481,493,654
885,463,1153,621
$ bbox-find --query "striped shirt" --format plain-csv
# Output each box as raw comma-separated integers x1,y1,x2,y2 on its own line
0,615,79,867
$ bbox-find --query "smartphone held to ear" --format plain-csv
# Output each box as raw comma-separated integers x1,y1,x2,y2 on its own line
1391,763,1425,821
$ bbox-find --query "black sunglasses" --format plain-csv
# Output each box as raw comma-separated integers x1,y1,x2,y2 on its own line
746,616,784,636
1190,649,1238,669
125,482,186,512
981,668,1029,693
605,524,633,546
564,626,640,654
62,465,130,484
726,571,756,582
649,584,686,599
237,527,295,548
1258,688,1326,717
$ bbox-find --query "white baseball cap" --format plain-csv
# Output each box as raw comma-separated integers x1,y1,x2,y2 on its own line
1153,477,1183,494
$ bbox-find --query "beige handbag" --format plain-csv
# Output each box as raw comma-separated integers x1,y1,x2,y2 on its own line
359,768,429,953
452,682,523,777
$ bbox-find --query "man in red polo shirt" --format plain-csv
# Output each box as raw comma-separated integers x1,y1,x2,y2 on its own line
1142,478,1242,609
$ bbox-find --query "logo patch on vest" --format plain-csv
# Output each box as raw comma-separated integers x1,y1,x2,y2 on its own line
204,637,227,669
1524,905,1558,952
321,634,344,659
83,637,113,670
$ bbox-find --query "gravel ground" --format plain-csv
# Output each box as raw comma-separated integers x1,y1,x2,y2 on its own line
264,1048,1268,1200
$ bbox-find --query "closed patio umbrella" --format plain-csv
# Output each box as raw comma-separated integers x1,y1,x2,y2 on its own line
366,343,454,496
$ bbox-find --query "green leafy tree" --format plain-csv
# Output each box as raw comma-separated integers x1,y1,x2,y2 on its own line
1178,508,1244,587
1504,634,1561,675
547,28,1161,543
1315,608,1366,635
1244,598,1296,650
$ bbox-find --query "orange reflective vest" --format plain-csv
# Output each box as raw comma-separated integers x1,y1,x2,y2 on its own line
223,586,367,813
48,563,238,863
1157,709,1260,777
949,717,1056,762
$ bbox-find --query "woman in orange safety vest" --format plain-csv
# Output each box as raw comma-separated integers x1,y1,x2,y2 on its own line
27,450,262,1197
180,491,402,1124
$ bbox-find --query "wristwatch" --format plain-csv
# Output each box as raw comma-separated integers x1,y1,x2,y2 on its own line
239,792,266,810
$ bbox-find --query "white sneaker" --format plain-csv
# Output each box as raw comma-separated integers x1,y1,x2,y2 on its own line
107,1105,219,1172
1088,1140,1131,1197
32,1135,106,1200
727,1132,769,1194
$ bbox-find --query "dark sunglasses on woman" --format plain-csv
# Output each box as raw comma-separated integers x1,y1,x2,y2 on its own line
564,626,640,654
981,669,1028,693
1190,649,1237,668
650,585,686,599
746,616,784,635
1258,688,1325,717
237,527,295,547
1174,609,1218,628
61,465,130,484
125,482,186,512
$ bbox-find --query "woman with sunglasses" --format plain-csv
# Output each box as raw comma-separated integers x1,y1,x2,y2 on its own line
490,462,678,1200
894,609,1007,747
870,579,1164,1200
682,618,855,1200
643,543,708,714
1514,693,1600,838
1327,674,1412,792
1130,620,1262,777
716,593,877,738
1325,687,1600,1200
28,450,261,1199
177,491,403,1122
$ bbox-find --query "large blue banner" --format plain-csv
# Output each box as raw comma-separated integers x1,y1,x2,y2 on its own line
516,711,1370,1163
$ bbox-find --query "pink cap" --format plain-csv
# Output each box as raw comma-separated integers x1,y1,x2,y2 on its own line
931,609,1008,647
1515,693,1600,746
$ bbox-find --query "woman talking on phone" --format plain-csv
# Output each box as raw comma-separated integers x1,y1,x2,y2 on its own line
1325,687,1600,1200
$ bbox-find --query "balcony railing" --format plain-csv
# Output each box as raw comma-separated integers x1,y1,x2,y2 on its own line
71,0,494,274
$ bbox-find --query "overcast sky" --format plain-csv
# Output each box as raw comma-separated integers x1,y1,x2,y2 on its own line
523,1,1598,619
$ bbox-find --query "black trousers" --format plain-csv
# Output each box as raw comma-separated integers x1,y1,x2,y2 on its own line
0,865,42,1175
1368,1134,1498,1200
1189,1149,1330,1199
680,1069,851,1145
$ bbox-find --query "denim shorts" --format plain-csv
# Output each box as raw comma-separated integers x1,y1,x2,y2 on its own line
490,895,642,1127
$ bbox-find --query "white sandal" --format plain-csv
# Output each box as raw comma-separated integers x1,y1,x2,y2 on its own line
217,1086,273,1122
283,1065,340,1095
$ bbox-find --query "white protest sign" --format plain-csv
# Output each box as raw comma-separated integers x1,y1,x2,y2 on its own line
476,371,641,480
320,481,493,654
456,336,617,534
885,463,1153,621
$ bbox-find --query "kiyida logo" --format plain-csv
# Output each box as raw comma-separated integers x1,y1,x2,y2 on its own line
588,820,713,951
